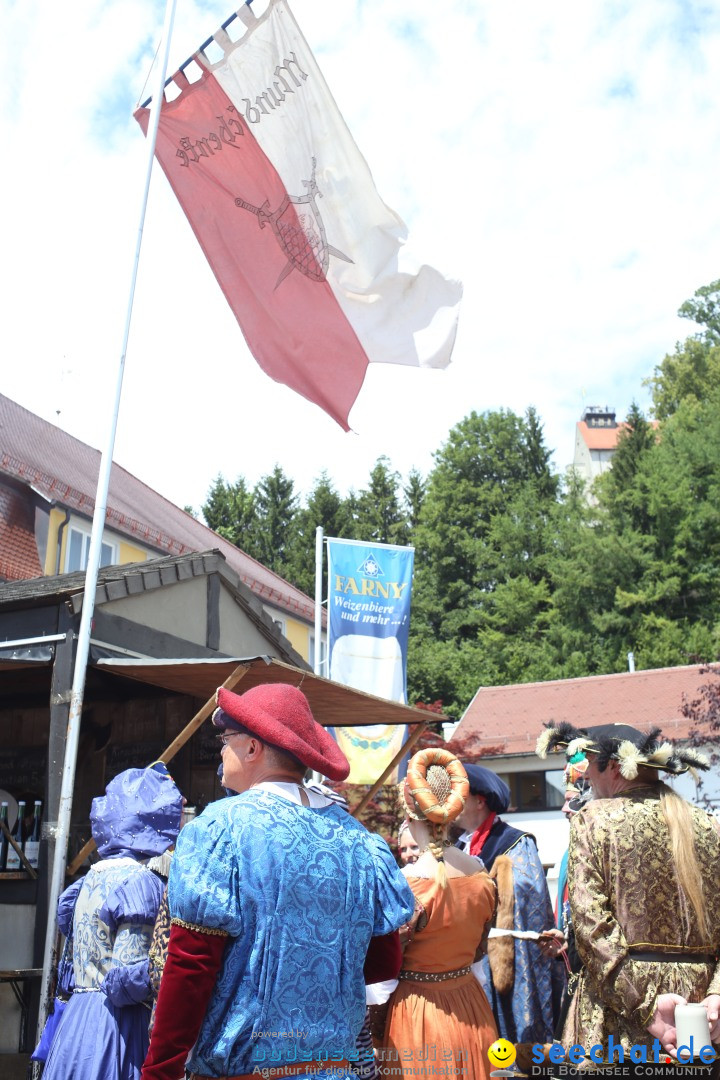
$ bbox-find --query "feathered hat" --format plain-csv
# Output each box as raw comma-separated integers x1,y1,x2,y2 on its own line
536,721,709,780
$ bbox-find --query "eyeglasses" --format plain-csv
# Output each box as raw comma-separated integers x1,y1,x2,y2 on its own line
216,731,247,748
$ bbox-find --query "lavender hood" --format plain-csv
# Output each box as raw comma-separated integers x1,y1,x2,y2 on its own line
90,763,182,859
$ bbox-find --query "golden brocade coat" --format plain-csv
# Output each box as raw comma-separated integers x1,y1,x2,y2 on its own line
564,785,720,1054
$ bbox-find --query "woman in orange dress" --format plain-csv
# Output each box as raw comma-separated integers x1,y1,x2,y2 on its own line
380,750,499,1079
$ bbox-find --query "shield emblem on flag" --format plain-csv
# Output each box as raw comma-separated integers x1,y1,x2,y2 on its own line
235,159,352,290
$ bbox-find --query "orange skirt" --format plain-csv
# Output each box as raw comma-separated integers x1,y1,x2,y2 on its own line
379,972,498,1079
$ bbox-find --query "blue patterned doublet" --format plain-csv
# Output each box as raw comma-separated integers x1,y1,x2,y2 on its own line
169,789,414,1077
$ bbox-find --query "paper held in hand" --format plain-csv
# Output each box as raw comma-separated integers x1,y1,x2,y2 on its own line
488,928,542,941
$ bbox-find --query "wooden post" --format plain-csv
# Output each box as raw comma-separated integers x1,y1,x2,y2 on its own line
351,722,427,818
65,664,249,876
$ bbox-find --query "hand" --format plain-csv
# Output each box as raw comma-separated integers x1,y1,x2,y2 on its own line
537,929,566,959
701,994,720,1042
646,993,687,1058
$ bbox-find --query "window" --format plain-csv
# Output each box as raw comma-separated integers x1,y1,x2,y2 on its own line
498,770,565,812
309,634,327,673
65,527,116,573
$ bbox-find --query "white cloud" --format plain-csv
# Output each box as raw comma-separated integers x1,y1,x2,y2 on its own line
3,0,720,513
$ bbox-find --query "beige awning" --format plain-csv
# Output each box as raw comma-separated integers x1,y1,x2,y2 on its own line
93,655,429,728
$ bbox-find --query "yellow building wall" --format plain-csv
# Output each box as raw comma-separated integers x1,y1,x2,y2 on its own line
117,539,150,564
43,510,312,661
44,507,152,576
282,616,310,661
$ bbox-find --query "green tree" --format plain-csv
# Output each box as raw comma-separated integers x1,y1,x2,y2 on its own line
411,409,557,639
622,393,720,662
646,338,720,421
202,474,258,553
354,456,407,545
402,468,426,541
646,280,720,421
408,408,560,715
284,471,348,595
597,402,657,533
545,475,641,675
252,465,298,577
554,391,720,674
678,279,720,344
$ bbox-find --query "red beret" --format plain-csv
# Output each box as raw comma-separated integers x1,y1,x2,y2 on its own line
214,683,350,782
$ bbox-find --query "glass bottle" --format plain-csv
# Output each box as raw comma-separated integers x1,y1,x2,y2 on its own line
24,800,42,870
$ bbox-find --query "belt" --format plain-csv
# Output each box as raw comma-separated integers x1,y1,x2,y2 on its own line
189,1059,351,1080
629,951,715,964
398,965,471,982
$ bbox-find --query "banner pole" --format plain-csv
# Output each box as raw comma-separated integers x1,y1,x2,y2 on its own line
314,526,324,676
310,527,324,784
36,0,179,1046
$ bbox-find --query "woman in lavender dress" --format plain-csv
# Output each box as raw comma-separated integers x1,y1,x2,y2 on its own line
42,763,182,1080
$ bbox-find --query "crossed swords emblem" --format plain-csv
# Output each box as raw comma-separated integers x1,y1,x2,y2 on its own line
234,158,353,290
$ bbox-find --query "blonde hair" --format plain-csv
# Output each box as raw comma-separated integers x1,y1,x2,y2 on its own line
657,780,711,941
417,765,452,888
402,750,469,889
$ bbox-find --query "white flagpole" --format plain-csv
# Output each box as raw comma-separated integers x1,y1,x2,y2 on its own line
36,0,178,1043
310,526,324,784
314,526,324,676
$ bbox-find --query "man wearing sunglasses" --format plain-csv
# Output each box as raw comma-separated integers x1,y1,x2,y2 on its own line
142,682,413,1080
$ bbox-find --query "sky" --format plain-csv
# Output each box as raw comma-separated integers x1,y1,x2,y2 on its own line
3,0,720,517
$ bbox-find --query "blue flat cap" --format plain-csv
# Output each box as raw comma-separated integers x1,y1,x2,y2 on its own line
462,763,511,813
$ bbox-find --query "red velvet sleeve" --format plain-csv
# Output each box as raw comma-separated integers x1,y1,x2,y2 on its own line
363,930,402,984
141,922,227,1080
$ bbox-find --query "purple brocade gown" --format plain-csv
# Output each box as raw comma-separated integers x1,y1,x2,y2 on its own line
42,857,165,1080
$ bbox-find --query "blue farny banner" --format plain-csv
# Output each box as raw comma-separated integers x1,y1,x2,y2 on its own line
326,538,414,704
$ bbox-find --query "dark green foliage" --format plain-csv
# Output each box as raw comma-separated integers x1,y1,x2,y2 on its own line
201,473,259,556
354,456,407,545
678,279,720,345
252,465,299,578
646,281,720,421
284,471,350,596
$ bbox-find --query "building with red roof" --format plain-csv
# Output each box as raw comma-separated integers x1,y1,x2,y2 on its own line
0,393,321,663
572,405,624,489
453,663,720,868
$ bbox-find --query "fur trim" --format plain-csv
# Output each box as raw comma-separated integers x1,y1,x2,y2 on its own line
677,747,711,771
638,727,663,756
536,722,588,759
647,742,674,766
617,740,643,779
146,850,173,879
487,855,514,995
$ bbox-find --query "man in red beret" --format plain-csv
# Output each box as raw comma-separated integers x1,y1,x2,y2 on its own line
142,683,414,1080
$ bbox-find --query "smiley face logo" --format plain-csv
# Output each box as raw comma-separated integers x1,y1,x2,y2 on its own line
488,1039,517,1069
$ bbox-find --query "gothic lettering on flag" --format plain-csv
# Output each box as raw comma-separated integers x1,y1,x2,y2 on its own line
134,0,462,429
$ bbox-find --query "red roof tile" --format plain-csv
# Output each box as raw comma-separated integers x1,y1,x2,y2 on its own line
455,664,718,757
577,420,625,451
0,481,43,581
0,394,315,621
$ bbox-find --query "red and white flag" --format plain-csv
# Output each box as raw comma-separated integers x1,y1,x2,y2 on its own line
135,0,462,430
